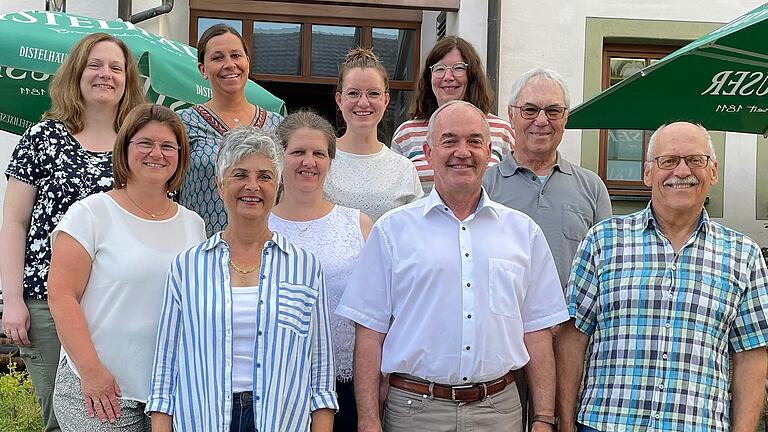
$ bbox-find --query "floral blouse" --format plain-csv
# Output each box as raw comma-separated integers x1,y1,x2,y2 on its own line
5,120,114,300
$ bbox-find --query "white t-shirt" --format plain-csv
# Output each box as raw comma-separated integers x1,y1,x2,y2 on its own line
324,145,424,221
52,192,207,402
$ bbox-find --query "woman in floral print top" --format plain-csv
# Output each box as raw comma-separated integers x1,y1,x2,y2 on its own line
0,33,144,432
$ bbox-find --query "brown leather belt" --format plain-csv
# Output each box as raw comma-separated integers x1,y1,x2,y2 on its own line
389,371,515,402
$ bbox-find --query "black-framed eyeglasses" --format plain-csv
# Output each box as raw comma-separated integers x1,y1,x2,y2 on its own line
339,88,386,101
130,139,180,156
429,62,469,78
511,104,568,120
652,154,712,170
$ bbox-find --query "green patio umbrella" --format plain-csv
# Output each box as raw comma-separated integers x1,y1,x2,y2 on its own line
0,10,286,135
567,2,768,135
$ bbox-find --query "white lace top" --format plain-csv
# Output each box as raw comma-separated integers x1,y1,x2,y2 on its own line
269,205,364,382
324,146,424,221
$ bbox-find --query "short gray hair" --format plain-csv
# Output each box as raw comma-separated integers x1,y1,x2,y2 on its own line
508,67,570,108
646,122,716,162
426,100,490,148
215,126,283,181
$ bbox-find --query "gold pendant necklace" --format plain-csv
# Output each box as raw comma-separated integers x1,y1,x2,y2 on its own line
123,188,171,219
229,260,259,274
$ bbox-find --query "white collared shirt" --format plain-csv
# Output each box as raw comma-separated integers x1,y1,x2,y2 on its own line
336,188,568,384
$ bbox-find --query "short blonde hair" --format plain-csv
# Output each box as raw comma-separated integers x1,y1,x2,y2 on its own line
43,33,145,133
112,104,190,192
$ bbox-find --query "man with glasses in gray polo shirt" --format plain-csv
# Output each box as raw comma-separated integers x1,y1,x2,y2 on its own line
484,67,611,290
483,67,611,430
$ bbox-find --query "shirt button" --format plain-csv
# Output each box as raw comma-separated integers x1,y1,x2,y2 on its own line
466,346,471,351
261,274,266,279
464,253,470,257
255,396,260,401
226,395,231,400
258,330,263,336
668,292,673,299
259,300,264,305
665,323,670,328
662,353,668,359
256,362,261,368
462,377,468,381
671,265,677,271
658,384,664,390
655,413,660,419
264,250,270,255
466,283,471,287
443,207,448,211
461,226,466,231
467,314,472,319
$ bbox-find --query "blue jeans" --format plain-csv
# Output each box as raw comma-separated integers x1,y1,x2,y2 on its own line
230,392,255,432
577,424,601,432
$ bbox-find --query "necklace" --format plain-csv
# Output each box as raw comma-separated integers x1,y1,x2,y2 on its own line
207,102,248,126
123,188,171,219
230,259,259,274
293,219,317,238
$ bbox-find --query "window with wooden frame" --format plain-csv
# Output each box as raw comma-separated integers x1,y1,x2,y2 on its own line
599,44,677,197
189,10,420,144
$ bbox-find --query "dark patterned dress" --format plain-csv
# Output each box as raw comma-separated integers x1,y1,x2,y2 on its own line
5,120,113,300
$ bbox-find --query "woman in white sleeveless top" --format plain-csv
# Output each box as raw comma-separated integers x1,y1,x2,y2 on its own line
270,110,373,431
47,105,206,431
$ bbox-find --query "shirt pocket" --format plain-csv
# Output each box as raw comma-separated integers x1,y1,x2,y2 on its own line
277,282,318,336
563,202,591,241
488,258,524,319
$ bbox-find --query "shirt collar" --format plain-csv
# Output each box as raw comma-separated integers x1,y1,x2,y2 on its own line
498,151,572,177
422,187,500,218
643,201,710,235
202,230,292,254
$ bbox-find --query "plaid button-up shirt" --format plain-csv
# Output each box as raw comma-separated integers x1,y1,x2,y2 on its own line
568,204,768,432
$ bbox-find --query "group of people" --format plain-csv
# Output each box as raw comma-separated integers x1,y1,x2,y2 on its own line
0,20,766,432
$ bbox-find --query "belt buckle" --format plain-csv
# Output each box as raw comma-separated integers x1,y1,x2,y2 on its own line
450,383,475,401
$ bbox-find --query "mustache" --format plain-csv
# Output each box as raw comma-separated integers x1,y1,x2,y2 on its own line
664,175,699,187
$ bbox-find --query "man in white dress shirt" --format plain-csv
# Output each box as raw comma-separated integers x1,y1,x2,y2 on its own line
337,100,568,432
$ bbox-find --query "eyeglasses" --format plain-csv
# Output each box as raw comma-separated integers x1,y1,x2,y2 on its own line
340,88,386,101
429,62,469,78
511,105,568,120
652,154,712,170
130,139,180,156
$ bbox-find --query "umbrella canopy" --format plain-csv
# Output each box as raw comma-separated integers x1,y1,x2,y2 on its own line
567,2,768,135
0,10,286,135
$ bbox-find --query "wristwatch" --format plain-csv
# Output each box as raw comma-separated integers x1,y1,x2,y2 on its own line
532,414,558,427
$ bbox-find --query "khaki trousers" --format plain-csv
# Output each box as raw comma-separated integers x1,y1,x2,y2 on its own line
383,382,523,432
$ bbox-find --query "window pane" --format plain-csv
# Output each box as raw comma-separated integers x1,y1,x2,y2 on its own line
197,18,242,41
379,89,412,145
609,58,645,87
252,21,302,75
311,25,361,77
606,129,644,180
372,28,416,81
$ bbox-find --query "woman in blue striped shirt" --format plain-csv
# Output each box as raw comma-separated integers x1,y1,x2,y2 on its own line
146,127,338,432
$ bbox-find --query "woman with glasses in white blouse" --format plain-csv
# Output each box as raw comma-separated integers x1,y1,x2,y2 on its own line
47,104,206,431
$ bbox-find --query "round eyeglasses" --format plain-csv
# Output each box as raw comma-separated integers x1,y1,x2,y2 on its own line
430,62,468,78
340,88,385,101
130,139,180,156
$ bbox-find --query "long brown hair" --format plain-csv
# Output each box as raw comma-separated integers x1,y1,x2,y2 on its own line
43,33,144,133
410,36,493,119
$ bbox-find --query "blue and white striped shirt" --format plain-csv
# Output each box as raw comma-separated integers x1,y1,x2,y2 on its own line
146,232,338,432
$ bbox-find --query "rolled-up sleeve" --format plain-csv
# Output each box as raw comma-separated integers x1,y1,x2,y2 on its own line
146,255,183,415
310,268,339,411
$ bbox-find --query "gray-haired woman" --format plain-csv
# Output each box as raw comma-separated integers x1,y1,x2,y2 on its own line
146,126,337,432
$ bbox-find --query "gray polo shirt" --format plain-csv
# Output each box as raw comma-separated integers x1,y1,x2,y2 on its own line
483,151,612,289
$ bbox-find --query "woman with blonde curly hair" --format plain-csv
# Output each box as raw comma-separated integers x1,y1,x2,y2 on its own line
0,32,144,432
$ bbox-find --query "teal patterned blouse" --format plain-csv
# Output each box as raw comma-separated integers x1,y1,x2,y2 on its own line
177,104,283,237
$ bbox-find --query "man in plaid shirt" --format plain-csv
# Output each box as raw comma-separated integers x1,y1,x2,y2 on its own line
557,122,768,432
